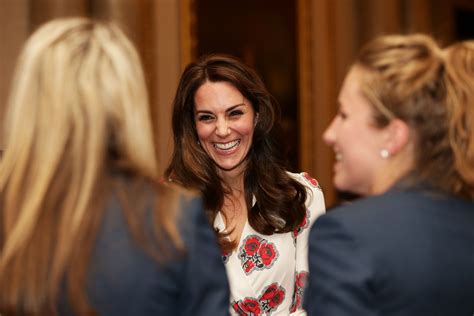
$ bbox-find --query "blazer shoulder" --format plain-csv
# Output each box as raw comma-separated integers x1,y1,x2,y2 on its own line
319,189,414,227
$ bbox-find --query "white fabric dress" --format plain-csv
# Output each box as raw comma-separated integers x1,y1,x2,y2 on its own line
214,172,326,315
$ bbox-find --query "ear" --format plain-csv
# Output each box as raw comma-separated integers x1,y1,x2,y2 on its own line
254,113,259,126
384,119,411,155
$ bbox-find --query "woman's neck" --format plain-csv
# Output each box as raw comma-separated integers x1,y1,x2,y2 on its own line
220,175,248,244
219,166,246,193
371,153,414,196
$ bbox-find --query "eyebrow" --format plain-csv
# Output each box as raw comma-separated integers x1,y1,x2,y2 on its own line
226,103,245,112
195,103,246,114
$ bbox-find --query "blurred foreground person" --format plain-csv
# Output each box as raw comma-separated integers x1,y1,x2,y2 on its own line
0,18,229,316
305,34,474,316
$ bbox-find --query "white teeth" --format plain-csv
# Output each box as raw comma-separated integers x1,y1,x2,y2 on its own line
214,140,240,150
335,153,342,161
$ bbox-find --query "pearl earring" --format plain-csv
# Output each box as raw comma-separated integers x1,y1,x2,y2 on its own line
380,149,390,159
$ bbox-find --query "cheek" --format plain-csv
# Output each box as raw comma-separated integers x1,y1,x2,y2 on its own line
234,120,256,136
340,125,376,153
344,143,377,172
195,123,214,141
338,147,378,192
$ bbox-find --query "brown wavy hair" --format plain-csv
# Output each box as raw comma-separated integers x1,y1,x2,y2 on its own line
354,34,474,199
165,54,307,251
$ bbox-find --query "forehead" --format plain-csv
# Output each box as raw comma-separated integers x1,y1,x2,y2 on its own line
339,67,373,113
194,81,248,110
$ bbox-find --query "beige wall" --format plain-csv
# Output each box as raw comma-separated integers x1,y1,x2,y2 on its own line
0,0,29,148
297,0,466,206
0,0,184,175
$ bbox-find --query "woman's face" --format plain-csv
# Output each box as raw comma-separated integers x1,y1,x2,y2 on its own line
194,81,256,177
323,67,388,196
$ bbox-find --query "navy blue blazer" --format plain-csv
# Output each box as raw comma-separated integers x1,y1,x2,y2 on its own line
304,186,474,316
60,185,230,316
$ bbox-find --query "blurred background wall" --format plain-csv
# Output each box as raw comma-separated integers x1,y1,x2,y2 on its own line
1,0,473,207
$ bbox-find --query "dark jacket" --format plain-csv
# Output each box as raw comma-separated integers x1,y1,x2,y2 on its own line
60,183,230,316
304,186,474,316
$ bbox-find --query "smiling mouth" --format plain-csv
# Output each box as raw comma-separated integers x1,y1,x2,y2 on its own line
214,140,240,151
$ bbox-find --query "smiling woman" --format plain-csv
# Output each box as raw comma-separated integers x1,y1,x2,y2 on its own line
194,81,256,174
165,54,326,315
305,34,474,316
322,66,410,196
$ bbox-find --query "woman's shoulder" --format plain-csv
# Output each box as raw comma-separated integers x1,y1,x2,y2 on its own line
111,176,205,238
154,181,204,224
287,171,322,191
319,188,427,231
287,171,326,216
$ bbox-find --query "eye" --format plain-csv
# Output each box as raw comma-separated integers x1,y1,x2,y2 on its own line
229,109,244,117
337,109,347,120
196,114,214,122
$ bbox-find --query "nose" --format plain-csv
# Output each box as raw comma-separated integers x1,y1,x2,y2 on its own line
215,118,230,137
322,117,337,146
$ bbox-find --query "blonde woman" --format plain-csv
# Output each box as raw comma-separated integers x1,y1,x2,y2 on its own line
0,18,229,316
305,34,474,315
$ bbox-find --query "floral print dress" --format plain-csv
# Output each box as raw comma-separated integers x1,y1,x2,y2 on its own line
215,172,326,315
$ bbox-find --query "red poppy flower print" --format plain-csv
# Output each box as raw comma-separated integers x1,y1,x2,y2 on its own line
222,250,231,264
259,242,277,266
243,260,255,274
296,271,308,288
290,271,308,313
302,172,320,188
232,301,250,316
292,209,310,240
239,235,279,275
232,283,286,315
233,299,262,316
244,236,261,256
260,283,286,312
290,294,302,313
240,298,261,315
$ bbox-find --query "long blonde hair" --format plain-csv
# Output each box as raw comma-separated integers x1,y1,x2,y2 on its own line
355,34,474,199
0,17,175,315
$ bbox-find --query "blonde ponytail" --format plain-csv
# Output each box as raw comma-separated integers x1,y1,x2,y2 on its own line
444,41,474,197
355,34,474,200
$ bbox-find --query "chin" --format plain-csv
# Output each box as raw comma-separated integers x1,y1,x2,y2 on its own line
215,158,247,173
333,176,346,191
218,165,238,171
334,178,360,196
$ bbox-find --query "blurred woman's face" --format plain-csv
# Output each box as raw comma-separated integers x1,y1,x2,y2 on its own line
323,67,388,196
194,81,256,178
